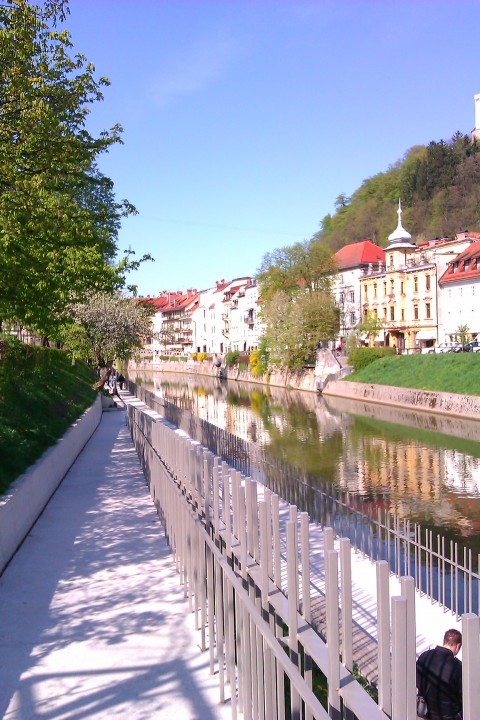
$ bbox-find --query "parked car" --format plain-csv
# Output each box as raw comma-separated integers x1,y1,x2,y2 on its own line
462,340,480,352
429,342,463,353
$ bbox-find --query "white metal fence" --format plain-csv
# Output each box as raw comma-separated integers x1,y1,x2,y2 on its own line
125,389,480,720
129,381,480,619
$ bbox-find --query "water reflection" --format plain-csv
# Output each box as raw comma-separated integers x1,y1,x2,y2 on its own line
131,371,480,549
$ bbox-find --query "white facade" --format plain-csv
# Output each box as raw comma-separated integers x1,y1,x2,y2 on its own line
333,269,362,339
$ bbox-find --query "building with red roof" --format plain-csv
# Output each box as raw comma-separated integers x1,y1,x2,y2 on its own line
333,240,386,344
438,239,480,341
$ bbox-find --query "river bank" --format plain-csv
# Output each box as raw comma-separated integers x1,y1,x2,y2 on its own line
127,356,480,423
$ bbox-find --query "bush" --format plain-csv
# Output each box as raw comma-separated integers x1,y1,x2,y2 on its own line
347,346,397,371
191,352,198,361
225,350,240,367
197,352,207,362
249,348,267,377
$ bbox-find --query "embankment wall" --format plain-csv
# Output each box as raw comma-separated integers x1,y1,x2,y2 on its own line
323,380,480,421
0,395,102,575
128,359,323,393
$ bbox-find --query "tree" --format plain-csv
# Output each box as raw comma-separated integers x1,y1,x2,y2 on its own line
262,290,339,369
0,0,142,337
257,239,338,301
356,312,385,347
454,323,470,345
65,292,154,380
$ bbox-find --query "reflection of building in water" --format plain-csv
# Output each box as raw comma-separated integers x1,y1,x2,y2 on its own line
442,450,480,496
337,437,443,499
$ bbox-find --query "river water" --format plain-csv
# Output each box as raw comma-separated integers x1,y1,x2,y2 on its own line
131,370,480,554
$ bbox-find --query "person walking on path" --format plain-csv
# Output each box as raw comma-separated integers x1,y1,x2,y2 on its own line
416,628,463,720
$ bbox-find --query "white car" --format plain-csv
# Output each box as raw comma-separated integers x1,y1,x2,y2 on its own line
429,342,463,353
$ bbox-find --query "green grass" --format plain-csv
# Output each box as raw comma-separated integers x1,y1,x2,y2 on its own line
345,352,480,395
0,340,97,495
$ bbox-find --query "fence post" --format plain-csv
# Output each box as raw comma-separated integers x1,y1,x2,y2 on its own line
287,519,301,719
462,613,480,720
377,560,392,716
391,595,407,720
400,576,416,720
340,537,353,673
326,549,341,720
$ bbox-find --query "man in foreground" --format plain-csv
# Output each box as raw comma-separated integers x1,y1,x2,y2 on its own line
416,628,463,720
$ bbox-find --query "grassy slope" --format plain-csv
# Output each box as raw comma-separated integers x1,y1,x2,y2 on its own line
0,345,97,495
345,352,480,395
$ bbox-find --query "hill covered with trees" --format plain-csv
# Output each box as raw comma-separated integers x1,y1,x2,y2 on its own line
315,132,480,250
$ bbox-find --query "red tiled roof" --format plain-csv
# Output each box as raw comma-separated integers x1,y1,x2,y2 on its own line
439,240,480,284
335,240,385,269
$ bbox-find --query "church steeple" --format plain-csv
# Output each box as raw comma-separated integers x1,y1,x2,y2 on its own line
386,199,414,249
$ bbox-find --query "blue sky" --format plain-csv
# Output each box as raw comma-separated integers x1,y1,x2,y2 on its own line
66,0,480,297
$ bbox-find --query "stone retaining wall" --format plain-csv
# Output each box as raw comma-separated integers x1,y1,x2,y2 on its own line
0,395,102,575
127,355,343,393
323,379,480,420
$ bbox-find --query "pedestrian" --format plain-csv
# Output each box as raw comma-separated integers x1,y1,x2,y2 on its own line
117,373,125,390
416,628,463,720
107,368,121,400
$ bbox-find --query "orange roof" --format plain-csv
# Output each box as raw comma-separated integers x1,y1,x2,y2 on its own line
335,240,385,269
439,240,480,284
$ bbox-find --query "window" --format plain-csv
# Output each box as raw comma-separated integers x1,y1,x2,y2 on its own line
384,307,387,319
390,306,395,321
401,309,405,321
414,276,418,292
414,305,419,320
350,290,355,302
363,287,367,300
374,283,377,298
383,281,387,295
389,254,394,266
373,308,378,319
426,275,431,291
350,312,356,325
400,281,404,294
339,292,344,303
390,279,394,293
426,303,431,319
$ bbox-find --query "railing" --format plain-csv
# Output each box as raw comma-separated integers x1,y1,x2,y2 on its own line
128,381,480,618
125,386,480,720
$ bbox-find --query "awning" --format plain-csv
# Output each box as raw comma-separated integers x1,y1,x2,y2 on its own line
416,329,436,340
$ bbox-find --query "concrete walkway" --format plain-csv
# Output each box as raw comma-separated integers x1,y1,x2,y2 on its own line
0,400,230,720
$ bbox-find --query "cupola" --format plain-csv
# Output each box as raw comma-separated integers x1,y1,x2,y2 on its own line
386,199,415,250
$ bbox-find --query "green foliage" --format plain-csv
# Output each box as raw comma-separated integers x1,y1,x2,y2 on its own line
347,346,397,371
262,290,340,369
257,239,337,301
0,0,146,338
225,350,240,367
345,353,480,395
454,324,470,344
315,133,480,251
356,312,385,346
66,292,154,367
0,337,97,494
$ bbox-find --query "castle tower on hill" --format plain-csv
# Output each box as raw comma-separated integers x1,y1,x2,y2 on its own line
472,93,480,142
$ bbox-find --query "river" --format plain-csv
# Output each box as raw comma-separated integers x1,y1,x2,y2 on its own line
130,370,480,554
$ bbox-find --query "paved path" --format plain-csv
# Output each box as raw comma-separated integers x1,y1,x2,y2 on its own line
0,401,230,720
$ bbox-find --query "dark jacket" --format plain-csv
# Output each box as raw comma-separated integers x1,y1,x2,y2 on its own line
416,645,462,720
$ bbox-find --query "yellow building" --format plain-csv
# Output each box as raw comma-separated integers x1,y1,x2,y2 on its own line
359,201,470,352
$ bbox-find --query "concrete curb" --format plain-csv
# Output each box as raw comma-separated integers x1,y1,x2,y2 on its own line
0,394,102,575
